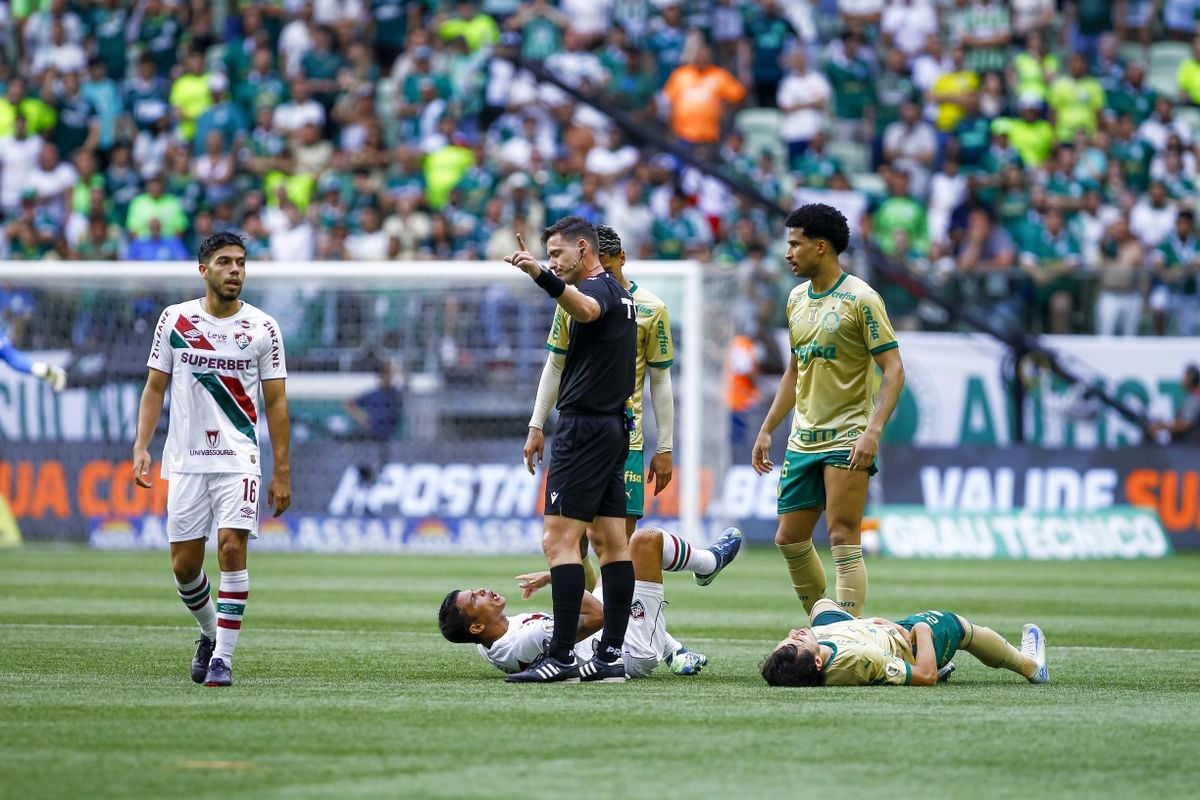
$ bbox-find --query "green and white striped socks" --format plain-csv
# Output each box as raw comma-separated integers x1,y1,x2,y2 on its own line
661,533,717,576
215,570,249,664
175,571,217,640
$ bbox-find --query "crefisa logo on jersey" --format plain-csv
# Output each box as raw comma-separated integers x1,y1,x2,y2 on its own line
630,599,646,620
234,332,252,350
206,430,220,448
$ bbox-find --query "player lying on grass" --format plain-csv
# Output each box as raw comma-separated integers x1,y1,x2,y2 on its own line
439,527,742,681
760,598,1048,687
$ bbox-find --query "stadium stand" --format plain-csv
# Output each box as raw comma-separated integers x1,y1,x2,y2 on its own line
0,0,1197,347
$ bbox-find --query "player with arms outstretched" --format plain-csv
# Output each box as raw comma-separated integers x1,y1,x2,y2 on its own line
439,525,742,678
1,288,66,391
132,231,291,687
752,204,905,619
760,598,1049,687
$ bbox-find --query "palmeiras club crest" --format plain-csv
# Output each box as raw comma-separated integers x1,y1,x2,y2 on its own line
234,332,252,350
206,430,220,448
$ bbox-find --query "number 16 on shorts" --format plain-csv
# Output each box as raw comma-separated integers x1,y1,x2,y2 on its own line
167,472,262,542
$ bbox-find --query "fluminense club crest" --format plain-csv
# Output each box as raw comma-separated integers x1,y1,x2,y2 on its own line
234,332,252,350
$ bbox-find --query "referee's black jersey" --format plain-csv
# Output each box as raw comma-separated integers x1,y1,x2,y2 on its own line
556,272,636,415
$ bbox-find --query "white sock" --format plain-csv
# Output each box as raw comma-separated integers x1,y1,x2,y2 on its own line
661,533,717,575
175,571,217,639
214,570,249,664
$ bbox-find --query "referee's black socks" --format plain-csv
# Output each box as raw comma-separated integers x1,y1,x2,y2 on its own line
597,560,635,663
548,563,585,662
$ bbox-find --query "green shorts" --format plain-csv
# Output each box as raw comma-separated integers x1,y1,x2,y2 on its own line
896,610,965,669
624,449,644,519
777,449,878,514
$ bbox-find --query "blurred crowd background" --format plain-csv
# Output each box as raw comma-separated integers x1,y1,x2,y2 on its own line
1,0,1199,355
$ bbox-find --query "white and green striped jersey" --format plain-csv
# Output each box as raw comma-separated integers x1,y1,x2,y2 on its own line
147,299,286,479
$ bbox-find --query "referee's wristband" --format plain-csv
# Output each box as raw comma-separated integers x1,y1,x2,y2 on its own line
533,268,566,298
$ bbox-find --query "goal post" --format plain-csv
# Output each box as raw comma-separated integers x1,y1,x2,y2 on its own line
0,260,725,547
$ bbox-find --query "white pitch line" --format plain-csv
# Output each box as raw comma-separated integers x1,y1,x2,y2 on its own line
2,624,1199,654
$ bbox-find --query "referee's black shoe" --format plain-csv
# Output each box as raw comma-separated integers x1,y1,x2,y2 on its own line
505,641,581,683
578,640,628,683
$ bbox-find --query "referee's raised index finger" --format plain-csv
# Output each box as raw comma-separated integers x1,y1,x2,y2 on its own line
515,232,526,251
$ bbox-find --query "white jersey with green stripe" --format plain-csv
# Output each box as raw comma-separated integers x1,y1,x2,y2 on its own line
147,299,287,479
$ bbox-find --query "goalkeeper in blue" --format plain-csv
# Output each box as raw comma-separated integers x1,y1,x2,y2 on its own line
760,599,1048,687
439,526,742,681
0,334,66,391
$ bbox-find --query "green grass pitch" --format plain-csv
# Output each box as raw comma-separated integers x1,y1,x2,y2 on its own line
2,546,1198,799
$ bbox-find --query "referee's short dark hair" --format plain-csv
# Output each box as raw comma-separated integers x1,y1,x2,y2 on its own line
542,215,599,255
198,231,247,264
785,203,850,254
594,224,623,257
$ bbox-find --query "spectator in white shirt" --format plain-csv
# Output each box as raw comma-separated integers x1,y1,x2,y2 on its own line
881,0,938,58
30,18,87,76
1137,97,1194,152
278,2,316,77
0,116,43,214
346,207,395,260
26,142,77,226
883,100,938,199
1129,181,1180,249
273,78,326,134
777,48,831,166
267,198,316,261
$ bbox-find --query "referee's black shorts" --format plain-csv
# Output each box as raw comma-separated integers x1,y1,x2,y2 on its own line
544,413,629,522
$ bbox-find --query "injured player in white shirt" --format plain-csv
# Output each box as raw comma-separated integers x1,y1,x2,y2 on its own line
437,527,743,678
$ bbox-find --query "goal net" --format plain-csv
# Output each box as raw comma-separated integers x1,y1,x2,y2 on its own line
0,260,738,551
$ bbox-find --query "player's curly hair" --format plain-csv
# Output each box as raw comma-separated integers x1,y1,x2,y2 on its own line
438,590,478,644
594,224,623,257
541,215,599,254
198,231,247,264
784,203,850,254
760,644,827,687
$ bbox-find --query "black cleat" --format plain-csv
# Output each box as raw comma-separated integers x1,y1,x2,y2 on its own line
505,642,580,683
191,635,215,683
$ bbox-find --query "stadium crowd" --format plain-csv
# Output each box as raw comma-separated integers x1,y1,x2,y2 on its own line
0,0,1198,341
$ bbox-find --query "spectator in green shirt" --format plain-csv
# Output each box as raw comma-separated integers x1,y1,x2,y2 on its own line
872,169,930,257
126,174,188,240
0,77,56,138
1150,210,1200,335
1179,37,1200,105
824,33,874,134
1107,63,1157,125
1006,96,1056,168
1008,30,1059,103
168,48,213,142
1047,53,1105,142
1020,208,1083,333
439,1,499,53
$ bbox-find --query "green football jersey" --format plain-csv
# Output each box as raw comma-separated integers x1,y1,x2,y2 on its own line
813,618,914,686
785,273,898,455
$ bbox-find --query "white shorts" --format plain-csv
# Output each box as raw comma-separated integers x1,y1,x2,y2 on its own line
167,472,261,542
590,580,670,679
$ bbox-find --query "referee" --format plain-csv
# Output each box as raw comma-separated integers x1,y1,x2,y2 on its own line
504,215,636,684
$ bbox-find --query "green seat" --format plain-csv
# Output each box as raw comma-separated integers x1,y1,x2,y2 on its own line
735,108,786,165
825,138,869,176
